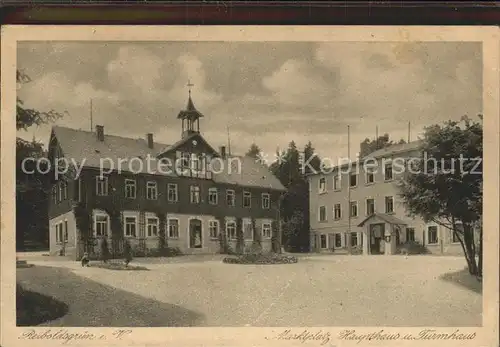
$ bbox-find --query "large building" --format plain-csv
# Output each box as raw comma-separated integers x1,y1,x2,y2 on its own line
308,141,464,255
47,93,286,259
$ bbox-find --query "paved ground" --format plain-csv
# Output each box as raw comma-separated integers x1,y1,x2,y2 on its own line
19,254,482,327
17,266,204,326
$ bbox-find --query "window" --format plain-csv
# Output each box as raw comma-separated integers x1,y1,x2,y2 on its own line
384,163,393,181
262,223,272,239
406,227,415,242
96,176,108,196
320,234,327,249
146,217,159,237
365,167,375,184
52,185,57,204
125,179,136,199
55,222,64,244
243,191,251,208
226,221,237,240
319,206,327,221
124,216,137,237
333,174,341,190
168,219,179,238
167,183,178,202
190,185,200,204
385,196,394,213
181,152,190,169
94,214,108,237
319,177,326,193
262,193,270,209
334,204,342,220
366,198,375,215
55,223,59,243
452,223,463,243
349,173,357,187
64,220,68,242
146,181,158,200
209,220,219,239
58,182,63,201
243,219,253,240
208,188,218,205
427,226,438,244
350,201,358,217
191,153,201,172
62,181,68,200
351,232,358,246
226,190,235,206
334,233,342,248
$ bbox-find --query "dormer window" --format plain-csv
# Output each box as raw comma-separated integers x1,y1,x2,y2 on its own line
181,153,190,169
190,153,201,172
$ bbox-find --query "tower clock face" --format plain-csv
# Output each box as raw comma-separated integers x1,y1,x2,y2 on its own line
192,140,197,146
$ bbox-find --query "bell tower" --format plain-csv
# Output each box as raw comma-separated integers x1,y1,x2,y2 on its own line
177,80,204,139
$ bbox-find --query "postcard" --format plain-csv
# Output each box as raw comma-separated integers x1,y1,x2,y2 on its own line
1,25,498,346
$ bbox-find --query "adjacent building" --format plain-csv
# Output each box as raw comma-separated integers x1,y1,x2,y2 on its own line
48,93,286,259
308,141,464,255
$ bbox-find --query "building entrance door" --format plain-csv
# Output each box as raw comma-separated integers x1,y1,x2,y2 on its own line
369,223,385,254
189,219,202,248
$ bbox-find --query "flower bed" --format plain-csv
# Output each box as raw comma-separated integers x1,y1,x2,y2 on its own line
91,262,149,271
223,253,298,265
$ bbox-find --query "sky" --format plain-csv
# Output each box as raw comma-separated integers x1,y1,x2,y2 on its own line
17,41,482,162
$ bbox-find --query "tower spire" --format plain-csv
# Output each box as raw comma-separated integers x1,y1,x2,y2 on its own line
177,79,204,139
187,79,194,97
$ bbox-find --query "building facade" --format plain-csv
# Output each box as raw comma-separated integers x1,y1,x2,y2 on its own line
47,94,286,260
308,141,464,255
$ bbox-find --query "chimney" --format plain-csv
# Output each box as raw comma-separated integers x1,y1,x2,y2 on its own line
95,125,104,141
146,133,154,149
219,146,226,158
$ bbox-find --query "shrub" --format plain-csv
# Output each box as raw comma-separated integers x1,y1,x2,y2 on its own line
165,247,183,257
123,239,133,265
99,238,110,262
132,243,146,257
218,232,232,254
223,253,298,265
147,246,183,257
350,245,363,255
245,242,263,255
398,240,429,255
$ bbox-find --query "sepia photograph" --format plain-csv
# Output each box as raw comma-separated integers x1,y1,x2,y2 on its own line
2,25,498,346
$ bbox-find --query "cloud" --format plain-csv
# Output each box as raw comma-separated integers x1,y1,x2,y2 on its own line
16,41,482,162
262,59,332,107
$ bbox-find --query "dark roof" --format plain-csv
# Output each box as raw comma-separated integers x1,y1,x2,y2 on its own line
51,126,286,191
177,95,204,120
357,213,408,227
307,140,424,177
364,140,424,159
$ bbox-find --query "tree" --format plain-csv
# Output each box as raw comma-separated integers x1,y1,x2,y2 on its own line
282,210,305,251
123,239,133,266
100,238,110,263
245,143,261,159
235,217,244,254
303,141,321,175
16,70,64,251
398,116,482,276
359,134,406,157
269,141,322,252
